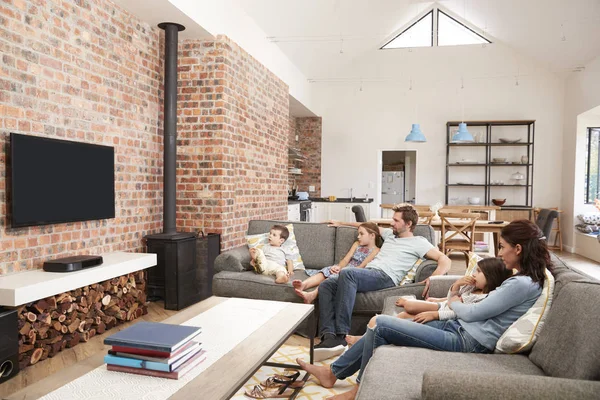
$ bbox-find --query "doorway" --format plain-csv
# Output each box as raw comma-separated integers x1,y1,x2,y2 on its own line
378,150,417,217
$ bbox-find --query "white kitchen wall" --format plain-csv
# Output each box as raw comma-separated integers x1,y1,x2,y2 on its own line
313,43,565,219
562,55,600,251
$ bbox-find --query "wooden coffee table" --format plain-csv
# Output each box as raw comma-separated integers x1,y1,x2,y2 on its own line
6,296,315,400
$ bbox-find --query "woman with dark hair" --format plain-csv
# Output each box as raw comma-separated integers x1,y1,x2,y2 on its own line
297,220,551,400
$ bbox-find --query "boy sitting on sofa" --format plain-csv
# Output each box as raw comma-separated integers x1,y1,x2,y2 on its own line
250,225,294,284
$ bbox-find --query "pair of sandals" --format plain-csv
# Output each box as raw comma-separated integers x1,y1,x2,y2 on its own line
245,369,304,399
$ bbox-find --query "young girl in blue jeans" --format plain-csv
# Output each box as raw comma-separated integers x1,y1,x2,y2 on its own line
292,222,383,304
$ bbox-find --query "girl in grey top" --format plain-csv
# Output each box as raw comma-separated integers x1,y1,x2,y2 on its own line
296,220,552,400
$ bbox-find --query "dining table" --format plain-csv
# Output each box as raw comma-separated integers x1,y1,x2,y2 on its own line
370,218,510,256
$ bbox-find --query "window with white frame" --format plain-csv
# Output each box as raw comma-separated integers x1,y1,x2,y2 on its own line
585,127,600,204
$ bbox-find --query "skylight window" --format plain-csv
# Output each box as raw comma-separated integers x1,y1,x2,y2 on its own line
437,10,490,46
380,7,491,50
381,10,433,49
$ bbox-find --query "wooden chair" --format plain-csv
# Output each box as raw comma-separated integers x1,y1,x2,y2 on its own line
418,211,435,225
413,205,431,212
438,212,480,266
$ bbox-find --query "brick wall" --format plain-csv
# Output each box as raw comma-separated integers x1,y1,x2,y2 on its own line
0,0,163,274
294,117,322,196
176,36,289,250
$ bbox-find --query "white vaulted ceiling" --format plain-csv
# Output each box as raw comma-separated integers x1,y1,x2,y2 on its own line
235,0,600,79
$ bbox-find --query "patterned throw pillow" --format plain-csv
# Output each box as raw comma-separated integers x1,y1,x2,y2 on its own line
466,252,483,276
245,224,305,270
494,268,555,354
577,213,600,225
282,224,305,271
399,258,423,285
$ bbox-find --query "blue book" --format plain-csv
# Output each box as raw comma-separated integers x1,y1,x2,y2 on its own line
103,322,202,353
105,345,202,372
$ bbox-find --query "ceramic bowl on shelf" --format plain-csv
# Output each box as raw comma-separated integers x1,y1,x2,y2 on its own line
468,197,481,205
492,158,507,163
492,198,506,206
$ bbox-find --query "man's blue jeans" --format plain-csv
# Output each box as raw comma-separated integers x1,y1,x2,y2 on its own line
330,315,490,382
318,268,395,337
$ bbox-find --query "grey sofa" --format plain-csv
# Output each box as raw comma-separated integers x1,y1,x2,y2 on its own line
356,253,600,399
212,220,440,335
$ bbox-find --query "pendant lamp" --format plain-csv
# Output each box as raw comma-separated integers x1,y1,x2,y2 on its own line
451,122,474,143
405,123,426,142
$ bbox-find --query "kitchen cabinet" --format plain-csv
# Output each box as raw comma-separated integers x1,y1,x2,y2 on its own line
311,202,371,223
311,203,328,223
287,203,300,222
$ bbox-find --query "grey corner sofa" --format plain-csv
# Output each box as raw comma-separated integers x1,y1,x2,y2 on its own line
212,220,439,335
356,253,600,400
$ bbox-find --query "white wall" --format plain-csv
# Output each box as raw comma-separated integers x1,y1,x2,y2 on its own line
313,43,565,219
168,0,320,116
562,55,600,251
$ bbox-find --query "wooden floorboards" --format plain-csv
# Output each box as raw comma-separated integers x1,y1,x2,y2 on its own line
1,250,597,398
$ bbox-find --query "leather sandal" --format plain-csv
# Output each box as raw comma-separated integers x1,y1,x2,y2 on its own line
260,376,304,389
244,384,294,399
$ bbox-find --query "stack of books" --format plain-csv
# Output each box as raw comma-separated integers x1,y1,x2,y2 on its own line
474,241,490,253
103,321,205,380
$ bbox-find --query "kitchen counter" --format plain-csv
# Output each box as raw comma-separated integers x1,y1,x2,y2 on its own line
380,204,500,210
311,198,373,203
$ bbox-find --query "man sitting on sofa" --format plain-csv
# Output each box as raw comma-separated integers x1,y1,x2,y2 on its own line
314,203,451,360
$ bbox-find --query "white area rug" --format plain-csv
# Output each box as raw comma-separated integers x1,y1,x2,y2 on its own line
232,344,358,400
39,298,287,400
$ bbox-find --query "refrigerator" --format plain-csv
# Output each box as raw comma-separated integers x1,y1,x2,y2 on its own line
381,171,405,204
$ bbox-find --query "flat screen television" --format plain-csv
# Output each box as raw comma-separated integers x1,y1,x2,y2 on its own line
10,133,115,228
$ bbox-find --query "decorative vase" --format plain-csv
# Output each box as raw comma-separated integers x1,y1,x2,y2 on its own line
521,155,529,164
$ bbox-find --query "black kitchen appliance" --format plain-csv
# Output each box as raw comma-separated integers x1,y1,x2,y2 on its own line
300,201,312,222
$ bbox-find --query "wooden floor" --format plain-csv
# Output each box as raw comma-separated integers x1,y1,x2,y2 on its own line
2,250,597,398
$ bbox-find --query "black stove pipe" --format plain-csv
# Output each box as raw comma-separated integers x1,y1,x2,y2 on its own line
158,22,185,235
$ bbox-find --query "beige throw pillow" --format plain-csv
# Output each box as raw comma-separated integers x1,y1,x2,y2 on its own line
494,268,555,354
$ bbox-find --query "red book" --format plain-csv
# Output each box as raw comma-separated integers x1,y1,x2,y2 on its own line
106,350,207,380
111,340,198,359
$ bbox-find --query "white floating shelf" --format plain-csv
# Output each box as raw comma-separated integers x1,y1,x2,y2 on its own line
0,252,157,307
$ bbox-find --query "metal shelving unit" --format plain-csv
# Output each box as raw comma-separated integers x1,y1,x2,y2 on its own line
445,120,535,209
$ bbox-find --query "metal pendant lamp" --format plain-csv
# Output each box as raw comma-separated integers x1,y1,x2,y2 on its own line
405,123,426,142
451,122,474,143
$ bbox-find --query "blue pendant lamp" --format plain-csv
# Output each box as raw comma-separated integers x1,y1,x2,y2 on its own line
451,122,474,143
405,123,426,142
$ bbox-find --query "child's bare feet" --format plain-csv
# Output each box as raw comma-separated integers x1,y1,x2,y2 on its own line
396,311,414,319
294,288,318,304
275,272,289,284
395,297,407,307
296,358,337,388
292,279,305,290
344,335,362,347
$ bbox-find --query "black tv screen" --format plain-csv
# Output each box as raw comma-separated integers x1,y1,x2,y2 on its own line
10,133,115,228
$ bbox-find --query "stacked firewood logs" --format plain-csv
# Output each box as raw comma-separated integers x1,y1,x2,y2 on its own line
16,271,147,370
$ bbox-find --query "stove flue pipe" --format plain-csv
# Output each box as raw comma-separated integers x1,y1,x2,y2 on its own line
158,22,185,235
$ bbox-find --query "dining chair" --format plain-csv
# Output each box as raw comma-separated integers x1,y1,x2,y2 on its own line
438,212,480,266
534,208,559,242
413,205,431,212
351,205,367,223
417,211,435,225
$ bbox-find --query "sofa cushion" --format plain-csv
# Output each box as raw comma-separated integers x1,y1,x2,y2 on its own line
212,270,310,302
529,280,600,380
356,346,544,400
413,224,435,245
550,253,590,298
495,268,554,354
248,220,336,269
334,226,360,264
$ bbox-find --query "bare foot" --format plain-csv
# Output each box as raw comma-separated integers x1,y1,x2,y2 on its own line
276,274,289,284
325,386,358,400
296,358,337,388
294,288,318,304
396,311,414,319
395,297,407,307
292,279,305,290
345,335,362,347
